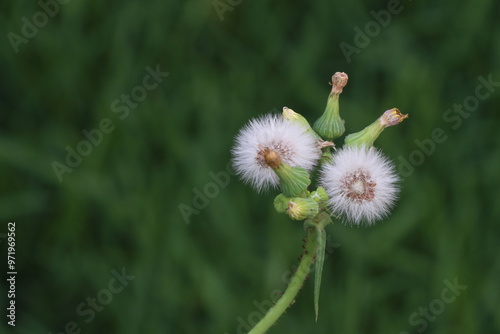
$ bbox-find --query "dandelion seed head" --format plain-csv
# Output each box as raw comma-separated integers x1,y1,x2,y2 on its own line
320,146,399,225
232,114,321,192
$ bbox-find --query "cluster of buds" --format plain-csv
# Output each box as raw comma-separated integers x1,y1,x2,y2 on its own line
273,187,328,221
232,72,408,226
231,71,408,325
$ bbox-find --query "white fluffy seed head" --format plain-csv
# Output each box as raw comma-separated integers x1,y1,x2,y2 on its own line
320,146,399,226
232,114,321,192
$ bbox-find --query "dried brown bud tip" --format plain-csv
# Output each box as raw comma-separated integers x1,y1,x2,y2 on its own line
330,72,349,94
317,140,335,149
380,108,409,127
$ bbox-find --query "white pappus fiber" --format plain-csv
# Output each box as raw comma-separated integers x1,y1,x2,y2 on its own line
232,114,321,192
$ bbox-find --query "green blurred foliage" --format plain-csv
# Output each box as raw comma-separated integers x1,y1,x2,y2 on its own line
0,0,499,333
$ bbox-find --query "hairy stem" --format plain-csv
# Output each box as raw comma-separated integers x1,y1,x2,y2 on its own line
248,228,317,334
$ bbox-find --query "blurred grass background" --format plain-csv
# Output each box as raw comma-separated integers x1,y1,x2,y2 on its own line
0,0,499,333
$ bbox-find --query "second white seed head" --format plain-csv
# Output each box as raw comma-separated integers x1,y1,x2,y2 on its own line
320,146,399,225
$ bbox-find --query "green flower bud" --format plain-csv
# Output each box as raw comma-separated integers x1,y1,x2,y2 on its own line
313,72,348,141
286,197,319,221
282,107,335,154
344,108,408,148
310,187,328,203
274,193,291,213
282,107,314,133
284,106,332,149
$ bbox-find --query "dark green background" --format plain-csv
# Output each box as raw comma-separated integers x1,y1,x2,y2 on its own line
0,0,499,333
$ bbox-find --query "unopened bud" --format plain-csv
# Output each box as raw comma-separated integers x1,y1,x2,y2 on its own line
283,107,310,128
282,107,321,140
313,72,348,140
274,193,291,213
287,197,319,221
344,108,408,148
380,108,409,127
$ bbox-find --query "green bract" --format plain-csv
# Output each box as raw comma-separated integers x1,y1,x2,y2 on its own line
273,193,291,213
274,163,311,197
310,187,328,203
286,197,319,221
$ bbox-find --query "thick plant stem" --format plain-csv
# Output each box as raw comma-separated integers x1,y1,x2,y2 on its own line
248,229,317,334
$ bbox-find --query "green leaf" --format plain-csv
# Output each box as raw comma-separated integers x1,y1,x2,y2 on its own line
314,224,326,321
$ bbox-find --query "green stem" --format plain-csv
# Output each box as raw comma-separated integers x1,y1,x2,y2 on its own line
248,229,318,334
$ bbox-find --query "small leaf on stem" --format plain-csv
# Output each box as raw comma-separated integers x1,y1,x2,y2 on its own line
314,224,326,321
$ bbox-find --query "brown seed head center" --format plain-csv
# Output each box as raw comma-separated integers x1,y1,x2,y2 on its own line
256,142,292,169
342,168,376,202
